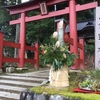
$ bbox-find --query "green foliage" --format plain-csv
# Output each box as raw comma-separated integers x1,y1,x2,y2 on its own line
85,44,95,54
0,0,21,41
77,70,100,91
26,16,54,44
77,0,97,4
76,0,95,21
40,35,77,71
92,69,100,80
91,69,100,91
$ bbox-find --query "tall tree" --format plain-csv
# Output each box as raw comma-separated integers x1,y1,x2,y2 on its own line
76,0,99,21
26,11,54,44
0,0,21,57
0,0,21,41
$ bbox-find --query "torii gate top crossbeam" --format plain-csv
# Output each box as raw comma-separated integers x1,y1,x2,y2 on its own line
9,2,97,25
3,0,98,25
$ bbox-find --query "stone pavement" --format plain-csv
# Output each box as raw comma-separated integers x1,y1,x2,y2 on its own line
0,69,49,100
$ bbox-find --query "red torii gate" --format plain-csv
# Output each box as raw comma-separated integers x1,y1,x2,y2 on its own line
4,0,97,69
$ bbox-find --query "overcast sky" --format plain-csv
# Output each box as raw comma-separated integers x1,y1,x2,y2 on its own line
21,0,29,3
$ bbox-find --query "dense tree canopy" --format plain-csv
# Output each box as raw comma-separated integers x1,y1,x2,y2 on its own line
76,0,100,21
0,0,21,41
25,10,54,44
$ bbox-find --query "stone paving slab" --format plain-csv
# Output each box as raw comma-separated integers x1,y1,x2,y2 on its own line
0,91,19,100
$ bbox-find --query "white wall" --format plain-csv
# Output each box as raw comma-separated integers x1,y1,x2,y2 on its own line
95,7,100,69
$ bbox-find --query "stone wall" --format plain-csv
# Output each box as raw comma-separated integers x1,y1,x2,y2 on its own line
20,90,81,100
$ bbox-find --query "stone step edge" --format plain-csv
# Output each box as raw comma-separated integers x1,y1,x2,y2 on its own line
0,91,19,100
5,74,48,79
0,85,27,94
0,75,46,81
0,82,34,88
0,77,42,83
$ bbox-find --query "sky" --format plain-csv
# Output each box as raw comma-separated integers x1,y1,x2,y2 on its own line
21,0,30,3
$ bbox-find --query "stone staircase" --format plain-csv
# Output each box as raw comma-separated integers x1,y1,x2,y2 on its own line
0,69,49,100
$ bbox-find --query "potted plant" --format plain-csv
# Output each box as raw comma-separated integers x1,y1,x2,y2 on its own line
77,70,100,92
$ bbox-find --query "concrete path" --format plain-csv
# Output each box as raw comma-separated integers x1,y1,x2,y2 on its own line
0,69,49,100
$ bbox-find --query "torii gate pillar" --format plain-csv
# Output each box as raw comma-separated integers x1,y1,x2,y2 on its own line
69,0,78,69
18,12,26,68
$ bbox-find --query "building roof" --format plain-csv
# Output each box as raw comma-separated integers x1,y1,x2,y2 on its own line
65,19,95,39
66,19,94,33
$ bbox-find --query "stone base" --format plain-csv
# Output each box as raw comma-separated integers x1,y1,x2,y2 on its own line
20,91,81,100
50,66,69,88
6,67,15,73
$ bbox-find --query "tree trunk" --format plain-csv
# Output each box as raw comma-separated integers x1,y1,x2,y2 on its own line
14,24,20,58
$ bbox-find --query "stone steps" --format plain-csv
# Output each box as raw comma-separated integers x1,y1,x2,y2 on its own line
0,69,49,100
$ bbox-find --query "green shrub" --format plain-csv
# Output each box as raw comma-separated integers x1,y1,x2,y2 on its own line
85,44,95,55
